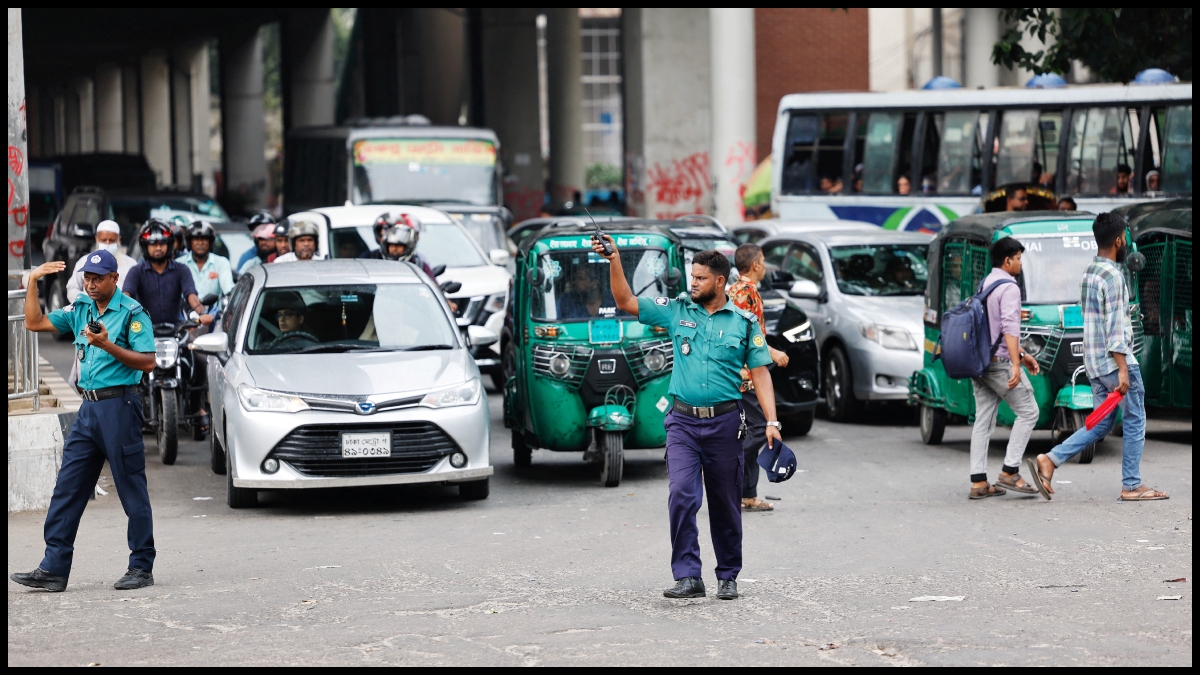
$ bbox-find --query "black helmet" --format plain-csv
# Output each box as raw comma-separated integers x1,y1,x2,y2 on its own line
138,218,176,258
248,211,276,232
273,222,289,239
187,220,216,242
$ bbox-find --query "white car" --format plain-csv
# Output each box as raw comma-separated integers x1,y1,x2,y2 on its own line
289,205,512,386
193,259,496,507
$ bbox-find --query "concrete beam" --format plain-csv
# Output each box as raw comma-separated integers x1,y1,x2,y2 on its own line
65,83,81,154
94,64,123,152
171,47,195,189
545,7,584,208
182,43,213,195
141,51,172,185
709,8,755,226
52,92,66,155
122,63,140,154
964,8,1002,89
414,8,466,126
285,9,336,129
220,29,268,210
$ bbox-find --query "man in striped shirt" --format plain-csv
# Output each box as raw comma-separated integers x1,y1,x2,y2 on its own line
1026,213,1168,502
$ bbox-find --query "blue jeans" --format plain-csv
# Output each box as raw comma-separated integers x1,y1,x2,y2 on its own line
1047,365,1145,490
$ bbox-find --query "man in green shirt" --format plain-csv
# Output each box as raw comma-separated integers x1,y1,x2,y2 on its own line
10,251,157,593
593,236,781,601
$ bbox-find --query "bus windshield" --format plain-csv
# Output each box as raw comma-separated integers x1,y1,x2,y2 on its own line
351,138,497,207
532,248,671,321
1018,234,1100,306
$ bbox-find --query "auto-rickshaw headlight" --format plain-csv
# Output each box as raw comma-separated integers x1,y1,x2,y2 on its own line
1021,334,1044,357
645,349,667,372
548,352,572,377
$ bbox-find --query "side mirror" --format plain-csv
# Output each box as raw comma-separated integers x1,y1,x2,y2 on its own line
467,325,499,348
489,249,511,266
770,269,796,286
788,279,822,300
430,264,447,278
199,293,219,307
192,332,228,355
526,266,545,286
668,268,683,288
1126,250,1146,273
440,280,463,294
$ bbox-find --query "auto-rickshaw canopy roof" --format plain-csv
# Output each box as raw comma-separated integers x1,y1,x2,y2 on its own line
516,218,688,256
1113,199,1192,243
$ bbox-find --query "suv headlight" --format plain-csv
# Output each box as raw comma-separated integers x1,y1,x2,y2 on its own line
154,339,179,368
783,320,814,343
860,323,917,351
420,379,482,408
237,384,310,413
483,292,506,315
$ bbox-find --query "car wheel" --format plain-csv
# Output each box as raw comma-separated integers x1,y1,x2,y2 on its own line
512,432,532,468
600,430,623,488
211,419,227,475
824,346,857,423
787,410,815,436
459,477,490,500
157,390,179,465
225,444,257,509
919,404,946,445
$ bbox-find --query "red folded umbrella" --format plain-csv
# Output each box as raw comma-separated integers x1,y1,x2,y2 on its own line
1085,391,1124,430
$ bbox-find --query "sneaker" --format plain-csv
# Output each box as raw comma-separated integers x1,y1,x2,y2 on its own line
114,568,154,590
10,568,68,592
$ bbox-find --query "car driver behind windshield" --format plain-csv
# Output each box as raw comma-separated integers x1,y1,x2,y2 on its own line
264,292,319,349
883,255,917,291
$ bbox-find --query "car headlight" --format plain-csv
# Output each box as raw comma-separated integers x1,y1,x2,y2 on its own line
1021,334,1044,357
644,349,667,371
548,352,572,377
420,379,482,408
860,323,917,351
783,320,814,343
483,292,506,314
154,339,179,369
237,384,310,413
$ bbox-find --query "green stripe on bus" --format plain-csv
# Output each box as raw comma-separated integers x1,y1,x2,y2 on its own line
881,207,911,230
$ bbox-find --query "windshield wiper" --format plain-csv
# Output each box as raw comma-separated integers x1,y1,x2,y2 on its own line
398,344,454,351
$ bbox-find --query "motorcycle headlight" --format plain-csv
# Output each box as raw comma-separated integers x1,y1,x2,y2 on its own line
420,379,482,408
154,339,179,369
1021,334,1044,357
860,323,917,351
237,384,309,413
645,349,667,371
483,292,506,315
548,352,572,377
783,320,814,343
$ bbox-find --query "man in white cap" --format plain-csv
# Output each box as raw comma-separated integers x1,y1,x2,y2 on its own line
66,220,137,302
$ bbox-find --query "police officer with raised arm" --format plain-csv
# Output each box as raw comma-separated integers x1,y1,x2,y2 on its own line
11,251,158,592
592,235,782,601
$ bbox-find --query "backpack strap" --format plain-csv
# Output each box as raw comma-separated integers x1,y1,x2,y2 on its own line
975,278,1018,300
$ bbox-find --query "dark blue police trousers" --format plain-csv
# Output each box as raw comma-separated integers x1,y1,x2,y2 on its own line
663,407,744,581
41,391,156,577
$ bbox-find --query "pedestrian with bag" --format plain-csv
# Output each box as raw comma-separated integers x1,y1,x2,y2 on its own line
11,251,158,592
592,235,781,601
1026,214,1169,502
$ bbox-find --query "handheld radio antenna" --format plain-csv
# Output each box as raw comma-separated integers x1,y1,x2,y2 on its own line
583,206,614,256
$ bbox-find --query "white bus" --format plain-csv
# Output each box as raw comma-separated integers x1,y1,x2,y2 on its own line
770,83,1192,231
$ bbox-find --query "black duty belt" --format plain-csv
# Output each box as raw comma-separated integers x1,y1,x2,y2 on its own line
80,385,137,402
672,399,740,419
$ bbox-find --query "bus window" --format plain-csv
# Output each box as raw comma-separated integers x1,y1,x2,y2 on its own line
861,112,901,194
1037,111,1062,188
781,114,819,194
995,110,1039,186
1064,107,1138,195
816,113,848,193
935,110,981,195
1160,105,1192,193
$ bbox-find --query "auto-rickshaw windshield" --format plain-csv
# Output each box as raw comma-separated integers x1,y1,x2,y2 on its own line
532,248,671,321
829,244,929,296
1017,234,1100,305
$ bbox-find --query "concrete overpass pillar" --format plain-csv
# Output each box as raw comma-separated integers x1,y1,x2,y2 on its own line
481,8,544,220
181,43,213,195
963,8,1002,89
121,64,140,154
52,92,67,155
413,8,466,126
220,30,268,211
95,64,123,152
545,8,584,208
9,7,30,271
141,51,172,186
65,84,81,154
170,50,193,189
284,10,336,129
622,8,711,219
709,8,756,226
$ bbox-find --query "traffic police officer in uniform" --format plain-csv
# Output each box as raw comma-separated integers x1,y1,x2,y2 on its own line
593,236,782,600
11,250,158,592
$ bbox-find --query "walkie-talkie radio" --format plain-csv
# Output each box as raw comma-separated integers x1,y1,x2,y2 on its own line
584,207,614,256
87,320,103,334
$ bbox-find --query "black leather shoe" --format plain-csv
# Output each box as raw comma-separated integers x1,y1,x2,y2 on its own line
114,568,154,590
663,577,706,598
716,579,738,600
10,568,67,592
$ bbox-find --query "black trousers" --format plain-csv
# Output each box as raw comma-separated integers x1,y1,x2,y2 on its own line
740,388,767,499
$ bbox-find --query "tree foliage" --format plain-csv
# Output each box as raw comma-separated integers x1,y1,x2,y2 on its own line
992,9,1192,83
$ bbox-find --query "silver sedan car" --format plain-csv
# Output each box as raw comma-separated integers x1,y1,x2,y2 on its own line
193,259,495,508
759,228,932,422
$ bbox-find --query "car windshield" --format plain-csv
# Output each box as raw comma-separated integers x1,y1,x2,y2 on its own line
532,247,671,321
829,244,929,296
351,138,497,207
245,284,456,355
1018,234,1099,305
449,214,505,252
328,223,487,268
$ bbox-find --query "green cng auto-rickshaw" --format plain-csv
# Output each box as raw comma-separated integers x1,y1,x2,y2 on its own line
503,220,686,487
908,212,1138,463
1116,199,1192,412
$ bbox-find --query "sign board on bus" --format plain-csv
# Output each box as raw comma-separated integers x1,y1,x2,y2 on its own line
353,139,497,167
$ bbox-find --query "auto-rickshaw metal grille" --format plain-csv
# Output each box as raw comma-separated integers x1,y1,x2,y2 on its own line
532,344,593,388
1137,243,1166,335
626,339,674,385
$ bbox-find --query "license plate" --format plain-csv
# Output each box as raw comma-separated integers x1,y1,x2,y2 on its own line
341,431,392,458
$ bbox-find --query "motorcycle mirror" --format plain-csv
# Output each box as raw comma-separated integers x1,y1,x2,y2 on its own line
1126,250,1146,273
199,293,219,307
431,264,447,278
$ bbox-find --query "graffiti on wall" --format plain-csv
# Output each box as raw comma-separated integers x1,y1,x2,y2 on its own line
8,102,28,260
646,151,710,220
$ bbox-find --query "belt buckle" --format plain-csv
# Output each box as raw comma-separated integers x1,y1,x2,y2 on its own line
698,406,713,418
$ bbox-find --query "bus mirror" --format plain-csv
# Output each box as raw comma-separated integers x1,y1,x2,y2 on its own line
1126,251,1146,273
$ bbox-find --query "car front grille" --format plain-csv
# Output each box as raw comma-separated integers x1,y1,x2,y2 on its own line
269,422,459,477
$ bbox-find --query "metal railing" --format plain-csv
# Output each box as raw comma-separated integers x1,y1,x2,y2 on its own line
9,277,40,411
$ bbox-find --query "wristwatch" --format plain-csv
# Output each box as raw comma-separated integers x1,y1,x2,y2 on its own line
765,421,782,431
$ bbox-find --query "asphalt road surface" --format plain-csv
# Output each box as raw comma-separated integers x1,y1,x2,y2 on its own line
8,336,1192,666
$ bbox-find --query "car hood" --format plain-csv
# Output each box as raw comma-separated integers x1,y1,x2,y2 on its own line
245,349,473,396
439,264,510,299
840,295,925,334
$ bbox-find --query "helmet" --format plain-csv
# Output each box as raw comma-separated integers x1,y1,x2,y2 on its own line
287,218,321,250
251,223,276,240
381,224,419,261
248,211,276,232
138,218,176,258
187,220,216,242
273,222,289,239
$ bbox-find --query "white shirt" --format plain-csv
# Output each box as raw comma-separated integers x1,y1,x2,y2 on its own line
66,248,138,301
271,252,327,263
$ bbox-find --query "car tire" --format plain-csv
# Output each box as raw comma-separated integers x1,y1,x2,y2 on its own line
459,477,490,500
211,420,227,475
226,449,257,509
157,390,179,465
919,403,947,445
824,346,857,423
787,410,815,436
512,433,532,468
600,430,623,488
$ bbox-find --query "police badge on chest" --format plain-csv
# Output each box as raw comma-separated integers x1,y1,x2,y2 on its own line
681,337,691,355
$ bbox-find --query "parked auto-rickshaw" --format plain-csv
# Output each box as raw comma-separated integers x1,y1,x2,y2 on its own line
1115,198,1192,412
908,211,1136,463
503,220,686,487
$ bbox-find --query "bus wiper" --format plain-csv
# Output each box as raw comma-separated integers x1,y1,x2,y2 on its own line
398,344,454,351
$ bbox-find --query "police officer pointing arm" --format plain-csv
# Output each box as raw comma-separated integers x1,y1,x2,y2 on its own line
593,234,781,602
11,251,159,593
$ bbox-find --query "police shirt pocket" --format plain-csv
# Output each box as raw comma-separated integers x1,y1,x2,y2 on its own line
674,326,697,353
122,441,146,474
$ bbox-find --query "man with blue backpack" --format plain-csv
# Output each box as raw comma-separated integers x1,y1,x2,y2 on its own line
942,237,1041,499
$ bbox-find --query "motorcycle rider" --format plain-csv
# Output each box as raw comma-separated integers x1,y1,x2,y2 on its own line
272,218,327,263
122,219,214,328
269,221,291,262
178,221,234,306
66,220,137,301
238,223,279,274
357,216,390,259
237,212,277,271
368,213,437,278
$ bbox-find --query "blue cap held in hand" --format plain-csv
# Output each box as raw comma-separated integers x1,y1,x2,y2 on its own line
80,249,118,275
757,439,797,483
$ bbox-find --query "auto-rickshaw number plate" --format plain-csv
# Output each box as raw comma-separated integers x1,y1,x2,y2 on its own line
341,431,392,458
589,319,623,344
